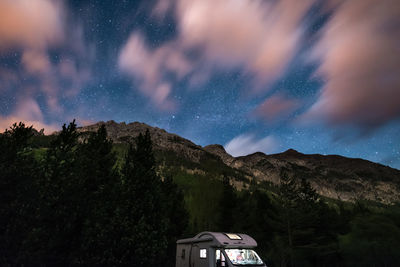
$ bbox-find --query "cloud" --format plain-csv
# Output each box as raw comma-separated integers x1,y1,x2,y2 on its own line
225,134,279,157
176,0,314,89
152,0,174,19
21,50,51,74
0,98,59,134
254,93,300,122
119,32,192,110
0,98,95,134
303,0,400,131
0,0,64,50
119,0,314,109
0,0,93,126
0,116,59,134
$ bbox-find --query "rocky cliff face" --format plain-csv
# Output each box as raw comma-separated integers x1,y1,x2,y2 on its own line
231,149,400,203
78,120,400,203
78,120,205,162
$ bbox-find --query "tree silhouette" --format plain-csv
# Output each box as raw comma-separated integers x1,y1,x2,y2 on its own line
216,174,237,232
117,130,168,266
162,174,189,267
0,123,39,265
76,124,119,265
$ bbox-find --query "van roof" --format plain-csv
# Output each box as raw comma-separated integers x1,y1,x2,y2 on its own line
177,232,257,248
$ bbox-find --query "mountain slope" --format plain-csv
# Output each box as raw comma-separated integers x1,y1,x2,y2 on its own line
78,120,400,203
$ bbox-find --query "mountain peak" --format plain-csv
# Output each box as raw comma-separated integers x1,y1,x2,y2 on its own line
203,144,235,164
204,144,226,153
283,148,301,155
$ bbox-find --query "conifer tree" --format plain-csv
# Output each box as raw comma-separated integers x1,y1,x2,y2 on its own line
76,124,119,265
162,174,189,267
216,174,237,232
117,130,168,266
0,123,39,265
34,121,82,265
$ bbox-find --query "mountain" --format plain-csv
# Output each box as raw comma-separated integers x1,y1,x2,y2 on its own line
77,120,400,203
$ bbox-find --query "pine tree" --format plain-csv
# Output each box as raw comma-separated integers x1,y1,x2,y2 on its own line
33,121,82,265
272,174,317,266
216,174,237,232
117,130,168,266
271,173,341,266
76,124,119,265
0,123,39,265
162,174,189,267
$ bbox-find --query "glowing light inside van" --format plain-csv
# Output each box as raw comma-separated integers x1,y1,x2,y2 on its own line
225,233,242,240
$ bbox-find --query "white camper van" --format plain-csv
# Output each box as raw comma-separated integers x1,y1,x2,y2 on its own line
176,232,267,267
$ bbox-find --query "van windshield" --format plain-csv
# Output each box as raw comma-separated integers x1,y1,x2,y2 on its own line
224,249,263,265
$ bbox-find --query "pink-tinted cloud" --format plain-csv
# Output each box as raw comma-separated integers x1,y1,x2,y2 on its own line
0,0,64,50
0,0,93,126
0,98,95,134
21,50,52,74
120,0,314,109
303,0,400,131
176,0,313,88
0,98,59,134
152,0,173,19
14,98,44,122
119,32,193,110
255,94,300,122
0,116,59,134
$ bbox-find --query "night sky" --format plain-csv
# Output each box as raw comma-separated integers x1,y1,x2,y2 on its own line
1,0,400,169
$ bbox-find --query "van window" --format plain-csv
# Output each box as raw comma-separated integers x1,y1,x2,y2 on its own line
225,249,263,265
200,249,207,258
225,233,242,240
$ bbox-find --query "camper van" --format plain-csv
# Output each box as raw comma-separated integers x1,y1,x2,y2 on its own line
176,232,267,267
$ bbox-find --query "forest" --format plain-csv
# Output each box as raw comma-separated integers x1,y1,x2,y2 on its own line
1,122,400,267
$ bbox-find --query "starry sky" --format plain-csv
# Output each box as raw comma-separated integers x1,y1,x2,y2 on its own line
1,0,400,169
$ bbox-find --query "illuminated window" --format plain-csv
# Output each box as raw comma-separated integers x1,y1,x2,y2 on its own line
225,233,242,240
224,249,263,265
200,249,207,258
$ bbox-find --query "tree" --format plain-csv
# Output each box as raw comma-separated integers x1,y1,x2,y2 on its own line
339,214,400,267
270,174,323,267
116,130,168,266
162,174,189,267
32,121,83,265
0,123,39,265
216,174,237,232
76,125,120,265
236,188,275,263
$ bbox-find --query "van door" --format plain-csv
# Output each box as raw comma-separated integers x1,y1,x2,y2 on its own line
190,245,209,267
176,245,189,267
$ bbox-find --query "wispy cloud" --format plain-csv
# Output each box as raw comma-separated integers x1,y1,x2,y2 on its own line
119,0,314,109
119,33,192,110
225,134,279,157
0,98,58,134
303,0,400,132
0,0,64,50
0,0,94,129
254,93,301,122
175,0,313,89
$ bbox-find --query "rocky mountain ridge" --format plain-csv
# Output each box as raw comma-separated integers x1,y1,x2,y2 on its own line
78,120,400,203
